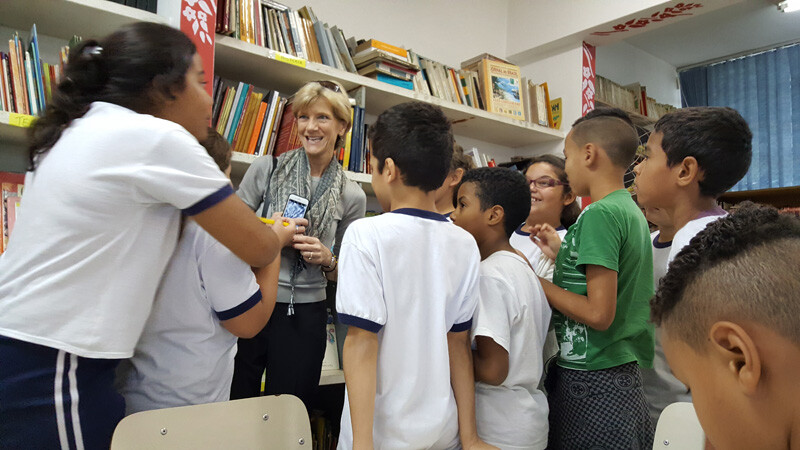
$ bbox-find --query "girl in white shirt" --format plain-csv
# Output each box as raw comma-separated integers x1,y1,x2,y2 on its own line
0,23,297,450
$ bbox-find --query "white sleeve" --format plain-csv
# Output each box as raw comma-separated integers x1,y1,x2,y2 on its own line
449,249,480,333
336,225,386,333
196,233,262,321
471,275,515,352
132,129,232,213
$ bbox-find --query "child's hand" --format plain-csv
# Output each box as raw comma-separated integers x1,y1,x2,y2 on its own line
268,213,300,248
530,223,562,260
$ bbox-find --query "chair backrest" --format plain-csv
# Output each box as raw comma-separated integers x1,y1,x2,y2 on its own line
652,402,706,450
111,395,311,450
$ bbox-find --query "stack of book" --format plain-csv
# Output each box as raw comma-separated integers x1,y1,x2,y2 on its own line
0,171,24,255
352,39,419,91
1,25,75,117
217,1,357,74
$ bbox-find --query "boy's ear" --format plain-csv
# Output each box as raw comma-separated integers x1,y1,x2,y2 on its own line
562,190,577,206
583,143,598,168
709,321,761,395
382,157,399,184
675,156,704,187
449,168,466,188
486,205,505,228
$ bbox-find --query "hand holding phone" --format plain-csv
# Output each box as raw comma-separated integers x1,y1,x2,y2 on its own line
284,194,309,219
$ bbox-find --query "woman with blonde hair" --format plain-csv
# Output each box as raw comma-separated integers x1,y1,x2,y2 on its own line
232,80,367,408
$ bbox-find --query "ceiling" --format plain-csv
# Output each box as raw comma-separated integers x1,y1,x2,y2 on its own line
623,0,800,69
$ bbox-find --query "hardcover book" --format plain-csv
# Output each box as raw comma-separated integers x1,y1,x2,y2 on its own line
476,59,525,121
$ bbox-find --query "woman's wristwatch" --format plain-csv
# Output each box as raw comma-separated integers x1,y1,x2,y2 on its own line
321,252,338,272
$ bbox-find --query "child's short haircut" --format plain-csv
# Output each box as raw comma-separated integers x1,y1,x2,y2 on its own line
651,202,800,347
654,107,752,198
573,106,635,129
451,143,475,173
199,127,232,172
459,167,530,237
368,102,453,192
569,116,639,169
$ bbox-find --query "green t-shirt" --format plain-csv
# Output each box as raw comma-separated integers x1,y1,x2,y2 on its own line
552,189,655,371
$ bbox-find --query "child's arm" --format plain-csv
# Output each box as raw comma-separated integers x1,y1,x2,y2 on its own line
192,195,304,267
342,325,379,450
220,251,281,338
472,336,509,386
539,264,618,330
448,330,498,450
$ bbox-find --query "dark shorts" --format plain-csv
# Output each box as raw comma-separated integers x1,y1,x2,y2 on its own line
546,361,654,449
0,335,125,450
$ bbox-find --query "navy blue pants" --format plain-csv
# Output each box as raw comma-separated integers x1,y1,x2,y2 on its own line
0,336,125,450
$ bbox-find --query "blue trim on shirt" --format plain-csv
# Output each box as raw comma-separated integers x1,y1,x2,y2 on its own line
390,208,449,222
653,233,672,249
183,184,234,216
450,318,472,332
338,314,383,333
215,290,262,321
514,223,565,236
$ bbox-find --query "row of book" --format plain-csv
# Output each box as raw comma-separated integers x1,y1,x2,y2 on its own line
211,77,373,174
0,172,24,255
595,75,677,120
218,1,559,127
1,26,75,117
217,1,358,74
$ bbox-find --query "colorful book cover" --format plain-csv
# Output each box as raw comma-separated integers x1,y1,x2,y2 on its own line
479,59,525,121
29,25,45,113
354,39,408,60
369,73,414,90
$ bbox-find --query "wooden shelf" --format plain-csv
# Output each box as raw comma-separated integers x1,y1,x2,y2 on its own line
1,0,167,42
718,186,800,209
214,35,565,148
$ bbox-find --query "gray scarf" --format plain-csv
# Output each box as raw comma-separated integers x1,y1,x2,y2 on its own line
267,148,344,314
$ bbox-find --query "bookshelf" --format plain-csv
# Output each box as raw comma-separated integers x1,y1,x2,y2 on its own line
718,186,800,209
594,99,656,129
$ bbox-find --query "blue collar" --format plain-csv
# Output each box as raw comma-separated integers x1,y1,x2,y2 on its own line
390,208,449,222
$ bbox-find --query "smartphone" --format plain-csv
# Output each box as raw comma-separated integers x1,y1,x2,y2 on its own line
283,194,309,219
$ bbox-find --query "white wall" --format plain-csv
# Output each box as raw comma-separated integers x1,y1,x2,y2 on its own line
505,0,669,61
596,41,681,108
279,0,509,69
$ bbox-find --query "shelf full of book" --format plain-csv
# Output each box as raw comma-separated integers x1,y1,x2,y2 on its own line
214,35,564,147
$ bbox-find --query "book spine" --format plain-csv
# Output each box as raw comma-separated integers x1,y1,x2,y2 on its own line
246,101,268,154
313,21,334,67
23,51,38,115
363,40,407,59
0,55,9,111
266,98,287,156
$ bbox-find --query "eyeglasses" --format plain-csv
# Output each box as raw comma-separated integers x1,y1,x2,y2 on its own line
528,176,568,189
314,80,342,93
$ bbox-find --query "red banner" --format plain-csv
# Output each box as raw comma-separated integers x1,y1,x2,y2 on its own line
178,0,216,97
581,42,596,117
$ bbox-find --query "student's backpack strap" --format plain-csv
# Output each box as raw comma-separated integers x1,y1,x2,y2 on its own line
259,155,279,218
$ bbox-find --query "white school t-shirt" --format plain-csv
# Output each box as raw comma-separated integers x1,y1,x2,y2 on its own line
0,102,231,359
667,209,727,264
472,251,551,450
641,231,690,425
117,221,262,414
336,208,481,450
651,231,672,288
510,224,567,282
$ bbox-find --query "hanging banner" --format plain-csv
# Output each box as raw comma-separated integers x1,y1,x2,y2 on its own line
581,42,596,117
158,0,216,97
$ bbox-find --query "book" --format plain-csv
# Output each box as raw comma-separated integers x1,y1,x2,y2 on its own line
550,97,563,129
29,25,45,113
313,20,335,67
528,80,548,127
354,39,408,60
323,24,344,70
247,101,269,154
475,58,525,121
351,47,418,71
274,102,298,157
330,26,356,73
541,82,553,128
460,52,512,70
356,61,416,81
366,72,414,90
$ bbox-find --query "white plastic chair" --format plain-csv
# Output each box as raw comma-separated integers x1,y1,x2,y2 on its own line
652,402,706,449
111,395,311,449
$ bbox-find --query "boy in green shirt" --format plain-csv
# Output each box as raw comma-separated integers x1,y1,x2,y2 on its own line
533,109,655,448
